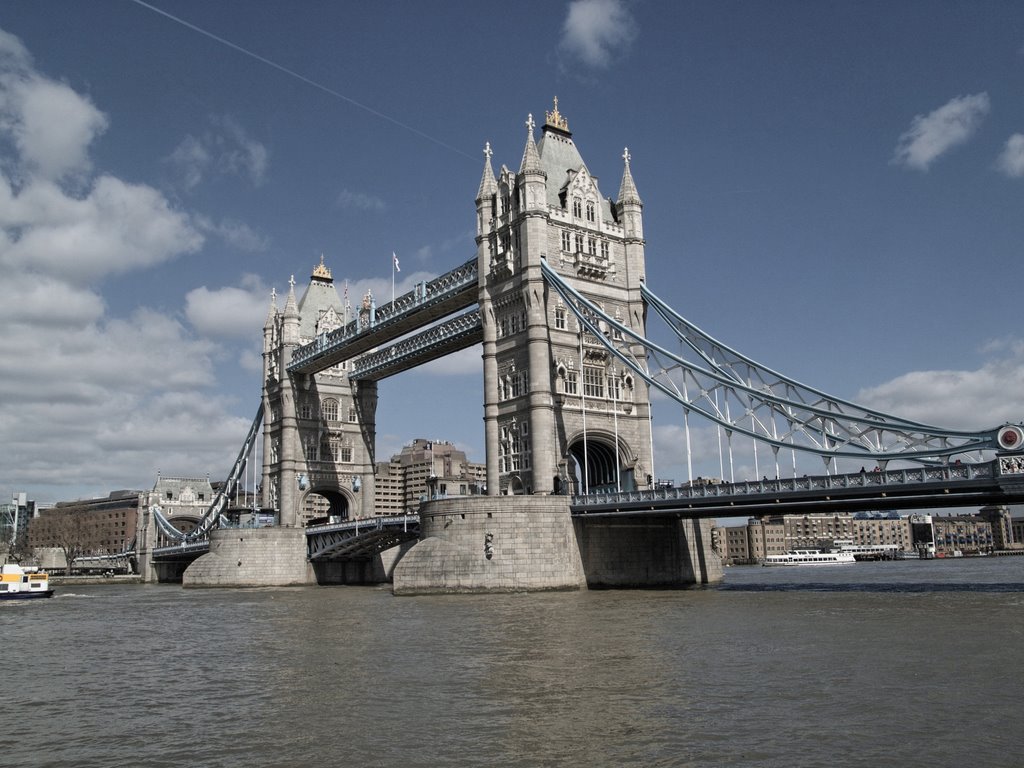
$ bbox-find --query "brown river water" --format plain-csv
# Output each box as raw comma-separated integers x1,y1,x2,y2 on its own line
4,556,1023,767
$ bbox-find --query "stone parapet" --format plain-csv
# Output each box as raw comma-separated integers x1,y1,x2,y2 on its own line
183,527,315,588
393,496,586,595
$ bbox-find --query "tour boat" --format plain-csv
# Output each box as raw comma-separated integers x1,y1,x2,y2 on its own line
0,563,55,599
762,549,856,567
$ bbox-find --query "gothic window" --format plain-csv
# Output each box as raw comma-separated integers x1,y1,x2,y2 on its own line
298,403,312,420
320,440,333,461
588,237,597,256
305,437,319,461
564,370,579,396
572,197,582,218
574,233,584,253
583,366,605,398
341,446,353,463
608,371,622,401
348,405,357,422
586,201,595,222
600,240,610,260
561,230,571,252
321,398,339,422
500,192,509,215
555,306,566,330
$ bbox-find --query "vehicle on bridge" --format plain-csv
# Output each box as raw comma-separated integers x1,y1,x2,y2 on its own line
0,563,55,599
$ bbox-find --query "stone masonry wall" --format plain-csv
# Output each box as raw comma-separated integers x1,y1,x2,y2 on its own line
393,496,587,595
183,527,315,587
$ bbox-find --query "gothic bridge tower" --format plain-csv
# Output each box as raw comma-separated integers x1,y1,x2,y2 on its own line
261,258,377,526
477,100,654,497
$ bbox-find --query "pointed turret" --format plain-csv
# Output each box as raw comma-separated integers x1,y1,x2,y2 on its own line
617,147,642,207
476,142,497,237
282,274,301,346
519,114,542,174
616,147,644,242
264,287,278,332
477,142,497,202
519,114,547,213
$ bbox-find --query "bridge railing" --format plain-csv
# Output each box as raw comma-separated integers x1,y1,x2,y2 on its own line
288,258,478,371
305,514,419,536
571,462,997,507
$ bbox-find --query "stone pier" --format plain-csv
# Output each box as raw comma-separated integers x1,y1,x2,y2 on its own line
183,527,315,588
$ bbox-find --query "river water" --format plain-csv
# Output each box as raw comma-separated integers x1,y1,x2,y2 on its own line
4,556,1023,767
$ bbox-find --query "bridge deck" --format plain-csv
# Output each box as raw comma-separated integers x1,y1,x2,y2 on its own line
571,462,1024,518
288,258,478,375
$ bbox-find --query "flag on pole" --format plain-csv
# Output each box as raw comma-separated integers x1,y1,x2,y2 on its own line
393,252,400,272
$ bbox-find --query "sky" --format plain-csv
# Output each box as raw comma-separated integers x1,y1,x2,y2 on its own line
1,0,1024,508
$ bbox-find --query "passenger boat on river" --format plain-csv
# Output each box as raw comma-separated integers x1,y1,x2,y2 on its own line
762,549,856,567
0,563,55,599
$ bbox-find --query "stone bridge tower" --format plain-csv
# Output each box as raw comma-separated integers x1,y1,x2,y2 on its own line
261,258,377,526
477,100,654,497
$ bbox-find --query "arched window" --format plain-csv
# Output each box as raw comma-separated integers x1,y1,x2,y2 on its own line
586,201,595,222
572,197,582,218
321,398,339,422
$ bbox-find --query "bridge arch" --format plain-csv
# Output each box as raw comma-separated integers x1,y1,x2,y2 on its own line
300,486,352,521
566,431,638,494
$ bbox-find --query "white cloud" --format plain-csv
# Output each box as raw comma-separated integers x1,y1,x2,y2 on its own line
194,214,268,251
0,174,202,282
0,27,249,503
0,36,108,183
996,133,1024,178
560,0,638,69
855,342,1024,430
337,188,386,212
891,92,990,171
167,114,268,189
185,277,271,339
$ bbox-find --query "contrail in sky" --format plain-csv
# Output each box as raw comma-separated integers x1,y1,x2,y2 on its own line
128,0,478,162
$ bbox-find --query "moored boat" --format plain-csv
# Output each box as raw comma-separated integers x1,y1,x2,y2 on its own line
762,549,856,567
0,563,55,599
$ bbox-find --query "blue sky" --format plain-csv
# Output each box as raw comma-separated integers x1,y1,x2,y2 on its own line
2,0,1023,506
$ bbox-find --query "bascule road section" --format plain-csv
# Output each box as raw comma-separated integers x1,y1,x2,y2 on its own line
140,100,1024,593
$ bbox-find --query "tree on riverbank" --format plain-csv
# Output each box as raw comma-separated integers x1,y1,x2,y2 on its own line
47,506,91,575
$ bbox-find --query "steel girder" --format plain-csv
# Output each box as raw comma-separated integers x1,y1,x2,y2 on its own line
349,310,483,381
288,257,478,374
540,260,1004,463
155,403,264,542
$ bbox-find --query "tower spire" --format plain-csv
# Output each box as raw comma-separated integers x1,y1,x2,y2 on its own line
477,141,497,201
519,113,542,173
618,147,642,206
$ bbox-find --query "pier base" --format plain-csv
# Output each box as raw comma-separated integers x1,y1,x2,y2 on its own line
183,528,315,588
393,496,587,595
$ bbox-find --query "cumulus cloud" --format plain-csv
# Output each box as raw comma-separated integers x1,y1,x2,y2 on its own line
856,340,1024,430
167,114,268,189
559,0,638,69
185,275,272,339
996,133,1024,178
337,188,386,212
891,92,990,171
0,27,249,503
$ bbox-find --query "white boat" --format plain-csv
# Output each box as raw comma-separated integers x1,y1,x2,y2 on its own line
0,563,55,600
762,549,856,567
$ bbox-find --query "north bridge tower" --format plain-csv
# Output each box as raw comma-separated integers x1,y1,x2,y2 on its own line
477,99,654,498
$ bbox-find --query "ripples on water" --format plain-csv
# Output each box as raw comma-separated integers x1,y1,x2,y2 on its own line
3,558,1022,767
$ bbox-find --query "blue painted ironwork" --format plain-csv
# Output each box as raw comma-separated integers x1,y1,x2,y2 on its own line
288,258,478,374
349,310,482,381
154,403,264,542
571,459,1024,517
151,539,211,560
541,259,1012,463
306,515,420,560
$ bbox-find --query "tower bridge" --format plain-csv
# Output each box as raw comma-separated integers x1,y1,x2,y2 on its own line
138,101,1024,591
